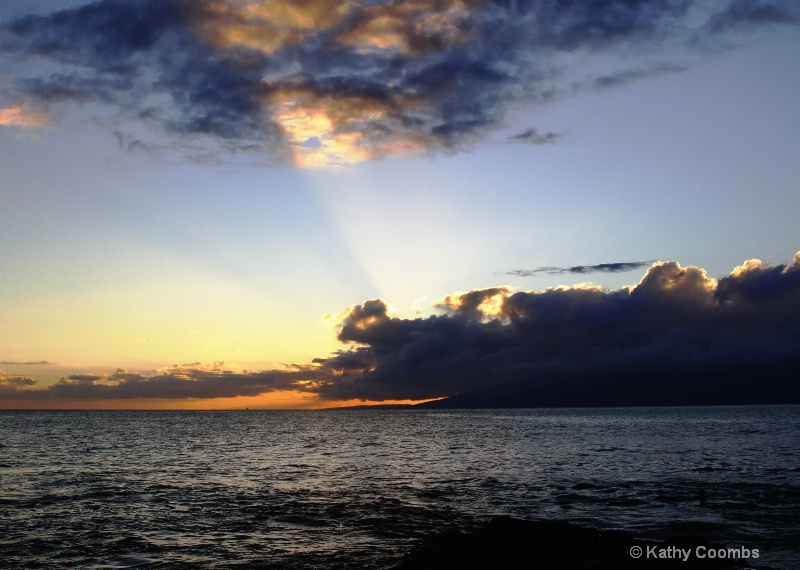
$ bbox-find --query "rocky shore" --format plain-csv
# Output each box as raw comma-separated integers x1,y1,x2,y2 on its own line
395,516,775,569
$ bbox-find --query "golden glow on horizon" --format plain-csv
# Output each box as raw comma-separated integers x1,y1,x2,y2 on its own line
0,397,301,411
1,263,341,373
317,397,445,409
0,391,443,410
0,356,442,410
182,390,322,410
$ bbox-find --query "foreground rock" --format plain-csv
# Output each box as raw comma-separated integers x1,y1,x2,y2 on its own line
395,516,773,569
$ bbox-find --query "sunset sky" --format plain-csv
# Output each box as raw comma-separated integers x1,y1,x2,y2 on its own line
1,0,799,409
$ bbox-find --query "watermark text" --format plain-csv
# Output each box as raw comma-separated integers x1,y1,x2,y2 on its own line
629,544,759,562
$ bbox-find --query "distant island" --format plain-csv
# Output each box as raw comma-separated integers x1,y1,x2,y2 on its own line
330,360,800,410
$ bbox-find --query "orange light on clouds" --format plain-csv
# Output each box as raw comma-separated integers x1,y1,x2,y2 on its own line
338,1,473,55
637,261,719,297
273,99,371,168
190,0,459,168
271,93,379,168
196,0,352,55
731,258,763,277
339,13,409,53
272,93,424,168
438,288,511,319
196,0,474,56
0,105,52,129
476,292,507,318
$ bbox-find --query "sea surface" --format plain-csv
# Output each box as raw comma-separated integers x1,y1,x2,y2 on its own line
1,406,799,568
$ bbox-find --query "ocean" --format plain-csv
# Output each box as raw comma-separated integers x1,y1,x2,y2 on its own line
1,406,799,568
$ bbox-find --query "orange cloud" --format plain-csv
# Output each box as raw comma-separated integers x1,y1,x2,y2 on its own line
338,0,474,55
438,287,512,320
196,0,475,57
0,105,52,129
196,0,353,55
635,261,718,302
731,258,763,277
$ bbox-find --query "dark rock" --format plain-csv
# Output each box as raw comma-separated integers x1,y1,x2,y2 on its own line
394,516,775,569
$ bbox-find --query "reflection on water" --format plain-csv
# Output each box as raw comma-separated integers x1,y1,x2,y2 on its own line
1,406,798,568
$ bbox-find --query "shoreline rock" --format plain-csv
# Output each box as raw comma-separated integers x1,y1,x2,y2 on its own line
394,516,774,569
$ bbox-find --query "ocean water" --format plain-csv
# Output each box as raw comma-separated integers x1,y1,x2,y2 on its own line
1,406,799,568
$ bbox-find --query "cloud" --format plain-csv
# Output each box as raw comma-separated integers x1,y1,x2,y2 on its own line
0,371,37,387
707,0,798,32
508,127,561,145
1,0,796,167
0,104,53,128
3,250,800,405
0,361,324,401
506,260,654,277
577,62,688,92
308,251,800,401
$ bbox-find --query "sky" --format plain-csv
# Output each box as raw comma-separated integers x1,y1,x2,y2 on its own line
1,0,799,409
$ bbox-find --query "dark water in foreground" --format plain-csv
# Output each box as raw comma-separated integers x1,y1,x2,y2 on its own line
1,406,799,568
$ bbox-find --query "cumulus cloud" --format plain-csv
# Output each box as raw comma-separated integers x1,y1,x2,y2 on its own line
309,251,800,401
506,260,655,277
1,0,796,167
3,251,800,405
0,371,37,387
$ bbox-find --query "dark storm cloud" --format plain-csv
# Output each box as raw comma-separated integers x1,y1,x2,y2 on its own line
506,260,654,277
307,252,800,401
1,1,796,166
0,1,272,151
